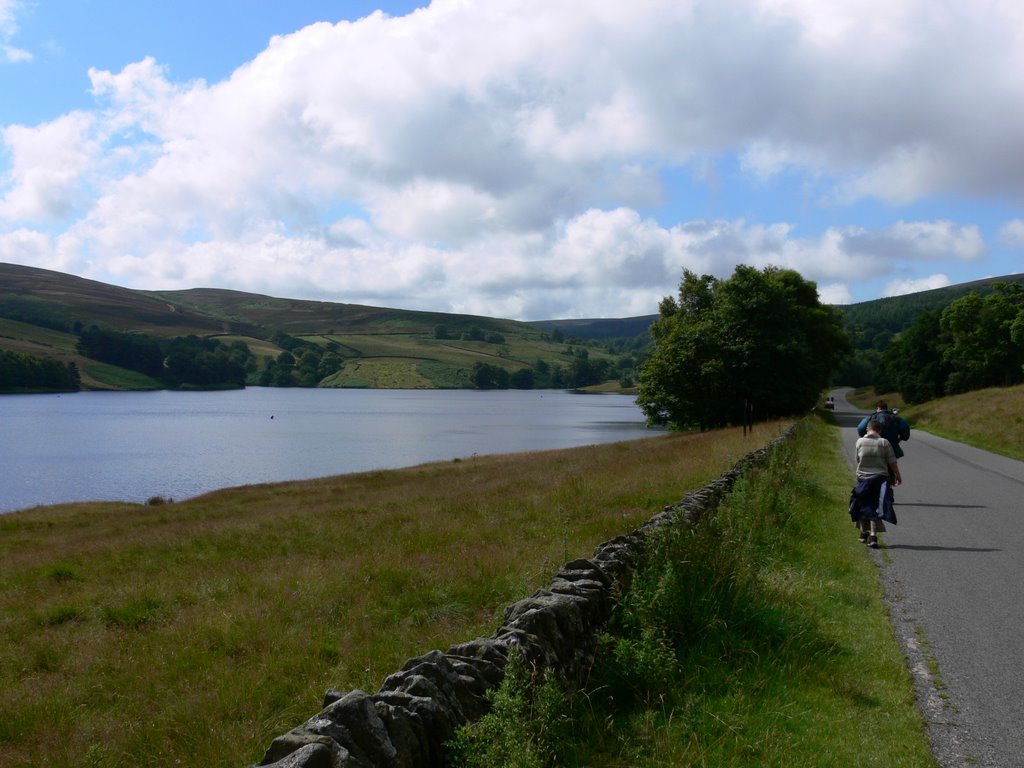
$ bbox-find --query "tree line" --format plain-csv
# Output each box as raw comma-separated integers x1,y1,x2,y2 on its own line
0,350,80,392
831,274,1024,391
257,331,345,387
470,349,616,390
873,282,1024,403
75,326,252,389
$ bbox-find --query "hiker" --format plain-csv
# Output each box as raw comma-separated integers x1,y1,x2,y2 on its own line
857,400,911,458
850,416,902,548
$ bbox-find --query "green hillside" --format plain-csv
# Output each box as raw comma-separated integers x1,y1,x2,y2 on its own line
6,261,1022,393
838,272,1024,349
832,272,1024,389
0,262,638,391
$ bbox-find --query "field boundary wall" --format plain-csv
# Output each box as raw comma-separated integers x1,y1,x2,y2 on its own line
252,424,798,768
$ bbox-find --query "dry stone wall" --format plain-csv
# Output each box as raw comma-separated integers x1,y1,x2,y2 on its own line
252,425,796,768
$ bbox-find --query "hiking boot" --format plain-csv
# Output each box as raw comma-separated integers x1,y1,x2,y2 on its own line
867,535,879,548
858,531,869,543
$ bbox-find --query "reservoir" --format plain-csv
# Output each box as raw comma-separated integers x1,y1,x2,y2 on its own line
0,387,657,514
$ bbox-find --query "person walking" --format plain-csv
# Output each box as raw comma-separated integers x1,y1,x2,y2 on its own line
857,400,911,458
850,415,902,548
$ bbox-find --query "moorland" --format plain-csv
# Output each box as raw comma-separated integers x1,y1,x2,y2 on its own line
0,262,650,392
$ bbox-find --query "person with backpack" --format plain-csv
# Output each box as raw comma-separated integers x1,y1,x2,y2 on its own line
850,415,903,547
857,400,911,458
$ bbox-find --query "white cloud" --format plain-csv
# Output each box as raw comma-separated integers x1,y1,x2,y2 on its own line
0,0,16,28
2,0,1023,317
998,219,1024,248
842,220,985,262
739,141,801,182
2,42,30,63
818,283,854,305
367,179,499,245
883,274,951,297
0,112,99,222
0,0,29,63
0,227,50,264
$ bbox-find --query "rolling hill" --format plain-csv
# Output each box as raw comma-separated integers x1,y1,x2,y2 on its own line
838,272,1024,347
9,261,1018,392
0,262,645,390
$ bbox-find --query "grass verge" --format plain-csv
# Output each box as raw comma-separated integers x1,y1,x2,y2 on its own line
454,412,937,767
0,422,782,768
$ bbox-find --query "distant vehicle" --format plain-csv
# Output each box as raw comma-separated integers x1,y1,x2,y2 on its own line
824,396,835,410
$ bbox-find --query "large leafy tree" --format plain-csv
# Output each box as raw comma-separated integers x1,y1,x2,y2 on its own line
941,283,1024,393
637,266,849,428
876,283,1024,401
876,310,952,403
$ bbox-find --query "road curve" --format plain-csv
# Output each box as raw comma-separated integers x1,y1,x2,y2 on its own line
832,388,1024,768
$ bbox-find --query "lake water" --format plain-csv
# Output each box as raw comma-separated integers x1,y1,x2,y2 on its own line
0,388,658,514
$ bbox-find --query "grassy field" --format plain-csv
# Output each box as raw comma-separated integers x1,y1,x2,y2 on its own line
310,331,603,389
0,424,776,768
0,318,79,353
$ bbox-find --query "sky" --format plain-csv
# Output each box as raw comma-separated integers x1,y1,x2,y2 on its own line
1,0,1023,321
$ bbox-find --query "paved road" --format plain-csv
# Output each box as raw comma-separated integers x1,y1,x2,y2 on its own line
832,389,1024,768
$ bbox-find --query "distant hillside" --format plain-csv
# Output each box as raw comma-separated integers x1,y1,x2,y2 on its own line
147,286,529,338
0,262,525,339
0,262,234,337
838,273,1024,351
7,262,1020,392
0,262,639,391
532,273,1024,346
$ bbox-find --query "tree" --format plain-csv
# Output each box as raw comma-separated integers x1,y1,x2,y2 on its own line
510,368,534,389
163,336,249,388
834,347,882,389
636,280,730,428
471,362,510,389
940,284,1024,393
76,326,163,377
875,310,951,403
637,266,849,428
318,353,344,380
0,350,80,391
566,355,610,388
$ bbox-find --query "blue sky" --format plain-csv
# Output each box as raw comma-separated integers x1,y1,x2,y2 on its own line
2,0,1022,320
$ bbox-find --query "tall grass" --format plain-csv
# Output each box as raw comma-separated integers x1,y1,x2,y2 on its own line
899,383,1024,461
0,423,781,767
454,413,936,767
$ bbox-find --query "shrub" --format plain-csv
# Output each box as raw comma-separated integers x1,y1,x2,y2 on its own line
450,650,569,768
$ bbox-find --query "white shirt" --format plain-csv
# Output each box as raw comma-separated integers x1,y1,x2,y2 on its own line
855,434,896,478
